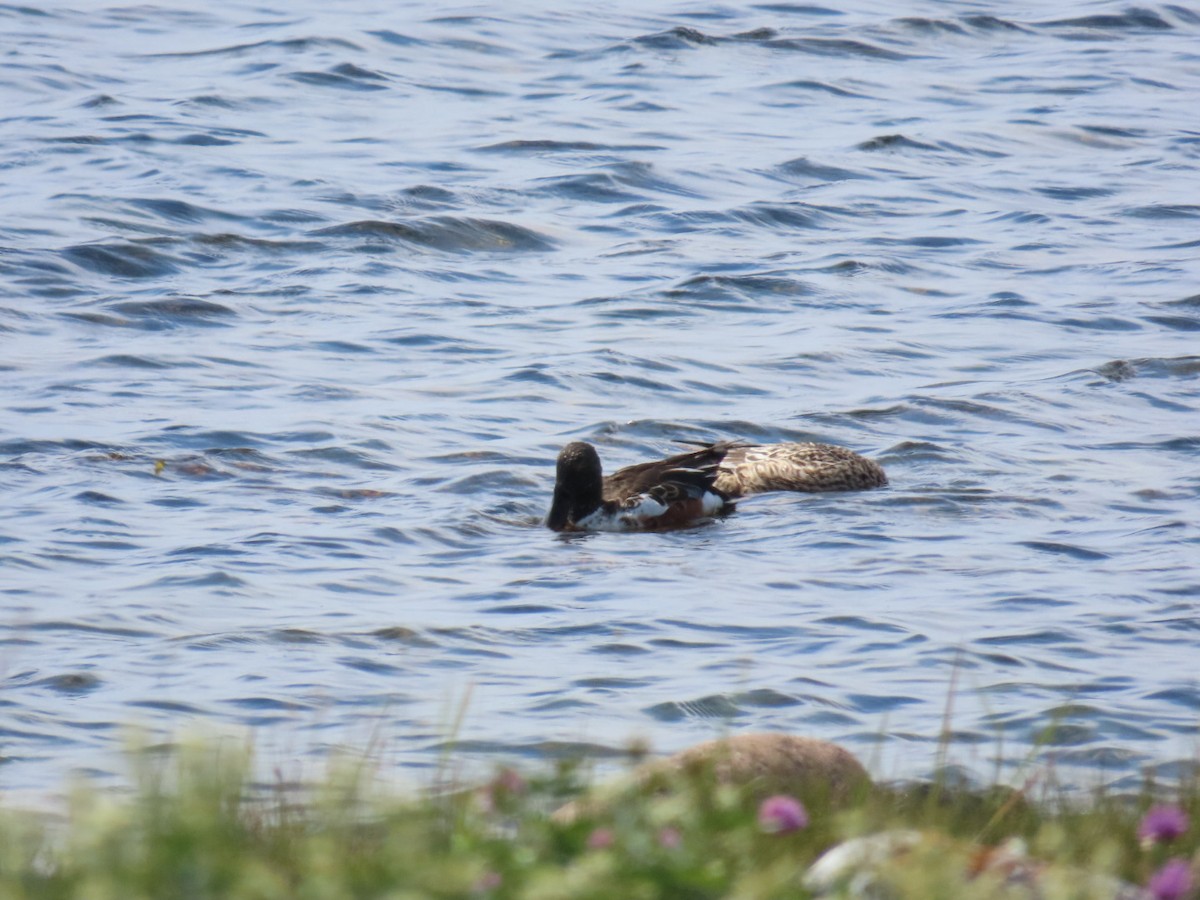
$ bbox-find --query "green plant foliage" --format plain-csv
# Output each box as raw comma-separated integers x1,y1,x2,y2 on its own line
0,737,1196,900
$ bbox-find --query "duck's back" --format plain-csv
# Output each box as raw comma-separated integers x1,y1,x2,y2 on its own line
714,442,886,496
602,441,740,502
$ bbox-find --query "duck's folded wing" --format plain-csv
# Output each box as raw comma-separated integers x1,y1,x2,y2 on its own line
604,441,738,500
716,442,887,494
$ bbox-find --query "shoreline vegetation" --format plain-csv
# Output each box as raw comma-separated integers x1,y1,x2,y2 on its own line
0,732,1196,899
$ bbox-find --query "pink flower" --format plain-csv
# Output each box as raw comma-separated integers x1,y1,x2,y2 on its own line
758,794,809,834
1140,806,1190,845
586,827,614,850
493,767,526,795
658,826,682,849
1148,859,1192,900
473,871,502,893
478,767,526,813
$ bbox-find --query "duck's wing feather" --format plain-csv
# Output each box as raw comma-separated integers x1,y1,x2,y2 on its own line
603,441,740,502
715,442,887,495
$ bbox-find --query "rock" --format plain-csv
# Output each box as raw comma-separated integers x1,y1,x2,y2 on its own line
553,733,870,823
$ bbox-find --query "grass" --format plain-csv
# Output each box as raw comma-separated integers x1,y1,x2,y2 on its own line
0,735,1196,899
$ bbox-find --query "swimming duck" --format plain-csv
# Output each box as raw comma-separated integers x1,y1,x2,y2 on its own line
546,439,886,532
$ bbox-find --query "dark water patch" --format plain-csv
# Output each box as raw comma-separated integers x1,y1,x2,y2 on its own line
962,15,1031,32
80,93,119,108
40,134,106,146
884,440,960,464
751,3,841,14
167,543,249,559
772,156,870,183
990,595,1073,610
129,699,206,714
271,628,331,643
590,642,651,656
226,696,314,712
1098,356,1200,380
16,620,159,639
97,296,237,328
818,615,908,634
85,354,188,370
660,202,830,231
0,438,117,458
766,80,872,99
739,688,804,708
367,29,423,47
434,468,537,496
338,656,403,676
431,739,628,761
1034,184,1116,201
1019,540,1110,561
1092,359,1138,382
74,490,124,506
978,629,1079,647
646,694,744,721
1154,293,1200,309
121,198,248,225
632,26,720,49
143,571,249,590
312,217,555,252
289,445,398,471
1036,9,1174,32
1146,687,1200,711
664,272,815,305
177,94,240,109
484,603,564,615
0,4,55,17
602,161,698,198
857,133,940,152
476,139,665,154
847,693,921,712
62,242,181,278
764,37,914,60
1143,315,1200,331
143,36,363,59
175,133,238,146
191,233,319,253
534,173,643,203
1079,124,1149,140
873,234,983,249
36,673,102,695
574,676,652,689
1054,746,1149,769
289,67,389,91
893,17,969,36
1053,314,1141,332
414,81,506,98
397,184,459,208
1123,204,1200,220
382,333,504,355
155,454,275,482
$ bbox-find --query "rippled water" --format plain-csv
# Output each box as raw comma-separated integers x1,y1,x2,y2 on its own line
2,1,1199,796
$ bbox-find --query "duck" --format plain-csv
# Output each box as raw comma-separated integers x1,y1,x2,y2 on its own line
546,439,886,532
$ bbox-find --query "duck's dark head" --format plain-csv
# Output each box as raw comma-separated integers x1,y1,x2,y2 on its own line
546,441,604,531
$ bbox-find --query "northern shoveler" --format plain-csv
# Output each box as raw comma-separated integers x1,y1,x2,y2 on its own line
546,439,886,532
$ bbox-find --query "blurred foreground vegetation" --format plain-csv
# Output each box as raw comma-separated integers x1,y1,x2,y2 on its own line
0,736,1196,899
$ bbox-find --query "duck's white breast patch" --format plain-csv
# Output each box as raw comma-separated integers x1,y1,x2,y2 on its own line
575,495,667,532
574,492,724,532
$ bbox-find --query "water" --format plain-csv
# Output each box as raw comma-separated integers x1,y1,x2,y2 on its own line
2,0,1199,797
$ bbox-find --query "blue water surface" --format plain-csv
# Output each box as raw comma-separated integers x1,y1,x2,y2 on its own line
1,0,1198,796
